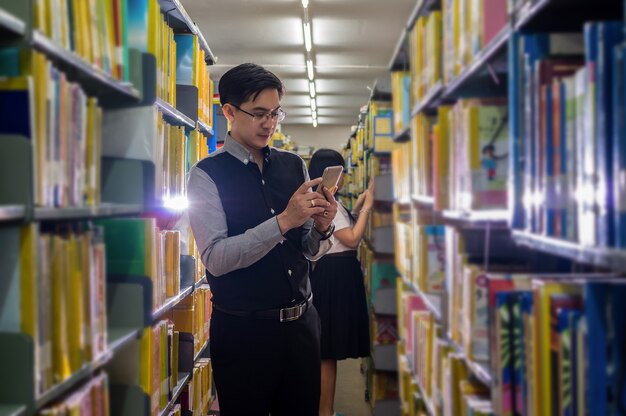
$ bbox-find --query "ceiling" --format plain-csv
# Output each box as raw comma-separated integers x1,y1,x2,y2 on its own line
183,0,416,126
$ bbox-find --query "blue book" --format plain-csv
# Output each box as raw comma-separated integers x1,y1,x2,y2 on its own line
519,292,534,416
614,43,626,248
127,0,149,53
558,80,569,238
567,310,583,416
509,32,524,229
584,281,626,416
593,22,624,247
0,48,22,77
0,77,34,140
544,84,555,236
175,34,195,86
512,33,584,233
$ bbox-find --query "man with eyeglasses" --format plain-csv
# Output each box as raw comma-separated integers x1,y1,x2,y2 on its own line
187,63,338,415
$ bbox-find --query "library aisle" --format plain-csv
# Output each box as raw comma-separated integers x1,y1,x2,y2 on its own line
1,0,626,415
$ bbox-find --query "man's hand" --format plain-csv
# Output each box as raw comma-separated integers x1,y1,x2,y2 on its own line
312,186,338,232
277,178,330,234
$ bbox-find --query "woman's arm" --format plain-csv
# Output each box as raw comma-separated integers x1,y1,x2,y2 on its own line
334,180,375,248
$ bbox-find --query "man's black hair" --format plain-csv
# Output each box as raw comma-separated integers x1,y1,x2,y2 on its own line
219,63,285,107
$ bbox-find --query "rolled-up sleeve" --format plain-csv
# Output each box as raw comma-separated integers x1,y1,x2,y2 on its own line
187,166,285,277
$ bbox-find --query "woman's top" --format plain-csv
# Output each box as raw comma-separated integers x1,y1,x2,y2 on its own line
327,202,357,254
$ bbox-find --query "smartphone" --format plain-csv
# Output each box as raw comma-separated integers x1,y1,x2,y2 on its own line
318,166,343,197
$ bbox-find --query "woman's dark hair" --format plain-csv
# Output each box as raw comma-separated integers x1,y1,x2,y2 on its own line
308,149,345,192
218,63,285,107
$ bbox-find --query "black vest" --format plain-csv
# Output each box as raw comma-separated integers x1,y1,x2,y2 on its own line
196,148,311,311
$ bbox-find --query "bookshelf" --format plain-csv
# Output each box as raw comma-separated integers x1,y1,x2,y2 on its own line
0,8,25,37
368,0,626,414
31,31,141,103
512,230,626,272
34,204,144,221
156,98,196,129
0,206,26,222
410,81,443,117
393,126,411,143
0,0,218,414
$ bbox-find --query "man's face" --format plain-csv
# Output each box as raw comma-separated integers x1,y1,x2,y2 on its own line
228,88,281,150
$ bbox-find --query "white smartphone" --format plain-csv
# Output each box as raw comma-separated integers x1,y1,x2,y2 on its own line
318,166,343,197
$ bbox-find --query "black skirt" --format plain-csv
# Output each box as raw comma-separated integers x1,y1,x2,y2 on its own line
310,251,370,360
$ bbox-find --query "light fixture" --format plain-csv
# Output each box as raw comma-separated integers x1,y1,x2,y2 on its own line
312,110,317,119
306,59,314,80
302,0,309,8
310,98,317,112
313,119,318,127
309,81,316,98
303,22,312,52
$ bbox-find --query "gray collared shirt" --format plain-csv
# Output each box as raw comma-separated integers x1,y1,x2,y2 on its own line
187,134,332,277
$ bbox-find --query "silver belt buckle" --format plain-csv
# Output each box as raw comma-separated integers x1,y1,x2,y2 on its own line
279,302,304,322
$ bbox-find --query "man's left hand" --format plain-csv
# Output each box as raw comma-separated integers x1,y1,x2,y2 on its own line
313,186,338,232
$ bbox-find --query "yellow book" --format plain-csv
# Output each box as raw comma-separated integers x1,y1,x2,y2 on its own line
430,12,442,88
435,106,451,210
533,280,582,416
165,231,174,297
416,16,427,100
51,236,70,382
67,235,86,373
105,0,118,78
139,327,153,397
160,323,168,410
19,224,38,341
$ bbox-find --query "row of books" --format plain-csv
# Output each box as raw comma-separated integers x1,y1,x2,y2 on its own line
174,33,215,129
410,11,442,105
39,372,110,416
155,12,178,107
34,0,134,81
180,358,213,416
0,224,109,397
167,286,212,358
98,218,184,312
140,320,173,416
398,100,509,213
0,50,103,208
510,26,626,248
399,288,495,416
442,0,508,85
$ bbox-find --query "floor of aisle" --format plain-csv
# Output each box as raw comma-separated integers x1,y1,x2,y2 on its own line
334,358,372,416
208,358,372,415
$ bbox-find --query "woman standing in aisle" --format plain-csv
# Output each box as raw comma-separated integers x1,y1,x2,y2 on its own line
308,149,373,416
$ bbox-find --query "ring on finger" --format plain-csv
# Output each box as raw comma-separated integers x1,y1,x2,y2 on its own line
310,199,316,208
323,210,328,217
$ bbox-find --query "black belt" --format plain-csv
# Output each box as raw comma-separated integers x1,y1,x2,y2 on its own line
212,294,313,322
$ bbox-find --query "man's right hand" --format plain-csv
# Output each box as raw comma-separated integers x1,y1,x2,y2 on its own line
277,178,330,234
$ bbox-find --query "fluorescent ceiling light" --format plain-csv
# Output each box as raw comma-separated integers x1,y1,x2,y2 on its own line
310,98,317,111
309,81,316,98
313,119,318,127
302,0,309,8
312,110,317,119
306,59,314,80
303,22,312,52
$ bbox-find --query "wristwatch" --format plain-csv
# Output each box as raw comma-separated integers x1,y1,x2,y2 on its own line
313,222,335,240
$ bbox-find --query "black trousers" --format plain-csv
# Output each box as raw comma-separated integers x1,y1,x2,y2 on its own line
209,305,321,416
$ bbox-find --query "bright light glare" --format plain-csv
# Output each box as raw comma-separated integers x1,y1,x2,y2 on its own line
303,22,312,52
306,59,314,80
164,196,189,211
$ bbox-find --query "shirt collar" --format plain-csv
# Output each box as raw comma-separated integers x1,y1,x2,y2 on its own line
224,133,272,165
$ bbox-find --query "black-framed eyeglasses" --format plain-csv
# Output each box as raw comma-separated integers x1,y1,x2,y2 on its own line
230,104,286,123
